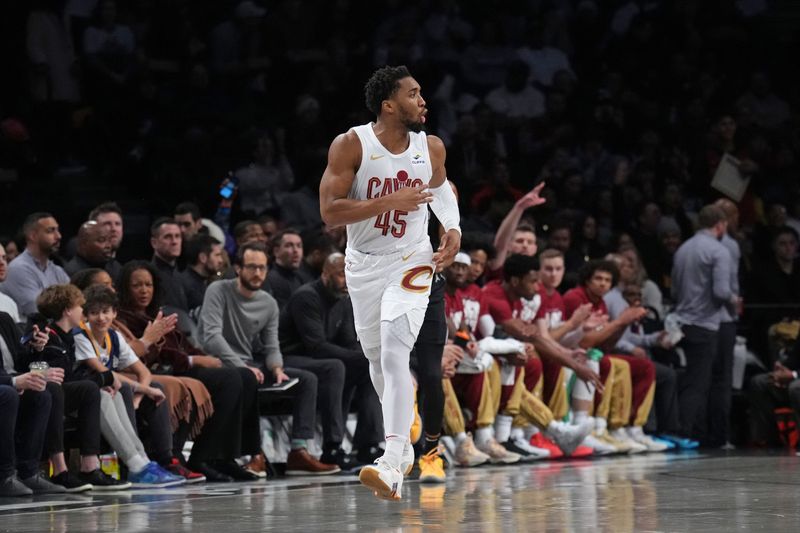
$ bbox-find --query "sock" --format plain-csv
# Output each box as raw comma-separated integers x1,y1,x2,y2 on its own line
382,435,407,469
423,433,441,453
291,439,307,450
474,426,493,447
523,425,539,441
494,415,513,443
510,427,525,441
574,411,589,426
595,417,607,432
455,432,468,446
126,454,149,473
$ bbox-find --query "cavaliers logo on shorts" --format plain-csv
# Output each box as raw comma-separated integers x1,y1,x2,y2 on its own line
401,266,434,293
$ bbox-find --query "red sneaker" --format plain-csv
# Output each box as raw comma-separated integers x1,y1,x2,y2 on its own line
166,457,206,484
530,433,563,459
567,445,594,458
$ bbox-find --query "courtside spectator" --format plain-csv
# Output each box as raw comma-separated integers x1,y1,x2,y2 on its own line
265,228,305,309
197,242,339,475
65,221,120,280
180,235,224,315
0,213,69,320
0,244,20,323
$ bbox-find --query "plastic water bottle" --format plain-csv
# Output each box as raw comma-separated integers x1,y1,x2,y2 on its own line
100,453,120,480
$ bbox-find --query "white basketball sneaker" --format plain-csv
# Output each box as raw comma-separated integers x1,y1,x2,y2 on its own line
400,442,415,476
359,458,404,501
545,419,594,456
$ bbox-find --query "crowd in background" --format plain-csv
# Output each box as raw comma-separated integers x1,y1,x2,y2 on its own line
1,0,800,496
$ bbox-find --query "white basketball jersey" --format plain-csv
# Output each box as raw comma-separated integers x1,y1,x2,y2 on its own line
347,123,433,254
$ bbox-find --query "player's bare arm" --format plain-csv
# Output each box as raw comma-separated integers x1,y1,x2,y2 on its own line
319,131,433,227
427,135,461,270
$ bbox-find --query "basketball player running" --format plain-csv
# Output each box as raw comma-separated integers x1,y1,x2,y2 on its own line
319,66,461,501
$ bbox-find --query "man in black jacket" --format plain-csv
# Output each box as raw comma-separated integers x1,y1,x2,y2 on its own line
749,338,800,446
0,312,59,496
280,253,382,466
266,228,308,309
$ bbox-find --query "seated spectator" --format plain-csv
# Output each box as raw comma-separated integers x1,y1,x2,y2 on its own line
0,243,20,323
235,131,295,217
0,212,69,321
234,219,268,249
0,357,56,496
33,285,132,491
0,236,20,263
116,261,265,482
72,285,185,488
64,221,120,280
150,218,193,335
297,230,337,282
266,228,306,309
749,339,800,446
257,214,279,243
89,202,124,262
173,202,206,241
180,235,224,316
197,242,339,475
484,60,545,121
82,0,137,94
747,226,800,362
280,253,382,467
617,244,664,319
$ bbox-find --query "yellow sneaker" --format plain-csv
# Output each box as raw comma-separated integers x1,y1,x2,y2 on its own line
410,399,422,445
418,447,446,484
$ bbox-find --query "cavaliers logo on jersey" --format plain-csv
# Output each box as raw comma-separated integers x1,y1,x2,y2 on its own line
401,266,434,293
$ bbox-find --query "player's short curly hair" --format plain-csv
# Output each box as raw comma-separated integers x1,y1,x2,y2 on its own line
364,65,411,116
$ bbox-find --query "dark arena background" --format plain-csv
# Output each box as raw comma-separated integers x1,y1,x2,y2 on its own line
2,1,800,531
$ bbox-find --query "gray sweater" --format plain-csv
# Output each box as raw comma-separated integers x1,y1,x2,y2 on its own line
671,230,734,331
198,279,283,370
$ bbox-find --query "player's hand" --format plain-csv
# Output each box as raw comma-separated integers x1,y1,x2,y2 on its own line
618,306,647,326
770,362,795,388
433,229,461,272
388,185,432,212
574,363,604,394
505,351,529,366
631,347,648,359
569,303,593,328
515,182,547,210
584,311,608,331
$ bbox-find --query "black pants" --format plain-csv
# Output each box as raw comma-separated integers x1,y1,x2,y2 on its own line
707,321,737,445
283,356,346,446
411,275,447,443
0,385,51,480
748,373,800,445
259,364,318,442
45,380,101,457
183,366,261,461
678,325,719,438
651,361,681,434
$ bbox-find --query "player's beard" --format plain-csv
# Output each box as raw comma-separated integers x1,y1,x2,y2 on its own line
400,108,425,133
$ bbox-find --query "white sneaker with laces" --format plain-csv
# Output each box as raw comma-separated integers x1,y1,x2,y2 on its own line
581,433,618,455
545,419,594,456
627,427,669,452
610,427,647,454
476,437,521,464
359,458,404,501
455,434,491,467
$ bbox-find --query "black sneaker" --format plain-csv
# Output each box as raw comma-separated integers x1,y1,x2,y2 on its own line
321,448,361,472
51,471,92,493
78,469,132,491
502,440,540,462
210,460,260,482
186,462,234,483
355,446,383,465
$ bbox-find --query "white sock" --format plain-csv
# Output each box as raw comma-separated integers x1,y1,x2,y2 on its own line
523,425,539,441
126,454,149,473
455,432,468,446
474,426,493,447
572,360,599,402
494,415,513,443
574,411,589,426
595,416,608,432
382,436,407,469
510,427,525,441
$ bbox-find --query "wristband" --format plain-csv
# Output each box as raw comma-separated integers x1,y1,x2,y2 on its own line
793,371,798,380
